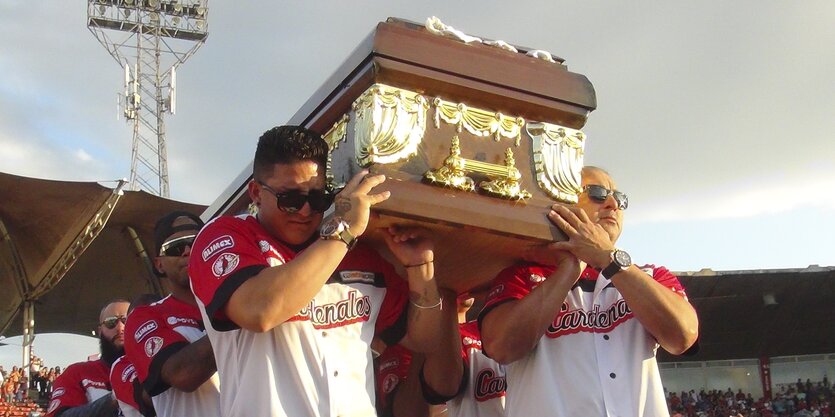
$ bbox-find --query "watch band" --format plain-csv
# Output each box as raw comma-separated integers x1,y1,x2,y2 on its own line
601,261,623,279
601,249,631,279
336,227,357,250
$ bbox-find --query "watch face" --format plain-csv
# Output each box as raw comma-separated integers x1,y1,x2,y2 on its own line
614,250,631,267
320,218,339,236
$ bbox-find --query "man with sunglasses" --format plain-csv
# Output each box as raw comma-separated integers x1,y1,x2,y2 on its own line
47,299,129,417
123,211,220,417
189,125,446,417
479,166,699,417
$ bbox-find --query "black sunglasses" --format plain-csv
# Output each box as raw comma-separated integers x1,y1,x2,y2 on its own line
258,181,335,213
584,185,628,210
159,234,196,257
100,316,127,329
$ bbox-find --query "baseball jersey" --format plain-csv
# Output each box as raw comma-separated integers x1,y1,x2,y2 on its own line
479,262,688,417
446,321,506,417
376,344,414,415
109,356,145,417
47,359,111,416
124,295,220,417
377,322,507,417
189,214,409,417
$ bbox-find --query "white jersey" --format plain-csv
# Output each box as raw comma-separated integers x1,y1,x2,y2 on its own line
480,263,689,417
447,322,506,417
190,215,409,417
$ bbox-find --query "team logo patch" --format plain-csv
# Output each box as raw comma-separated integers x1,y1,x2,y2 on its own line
202,235,234,261
81,379,106,389
212,253,240,277
167,316,199,326
488,284,504,300
259,240,270,253
339,270,376,284
121,364,136,383
144,336,164,357
51,388,65,399
134,320,158,342
529,273,546,283
47,400,60,414
382,374,400,394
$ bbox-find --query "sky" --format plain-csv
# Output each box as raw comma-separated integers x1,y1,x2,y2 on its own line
1,1,834,273
0,334,98,370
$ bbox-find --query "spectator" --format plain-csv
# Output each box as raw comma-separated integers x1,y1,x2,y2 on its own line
46,299,128,417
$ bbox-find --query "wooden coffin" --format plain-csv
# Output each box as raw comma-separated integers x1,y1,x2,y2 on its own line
206,18,597,292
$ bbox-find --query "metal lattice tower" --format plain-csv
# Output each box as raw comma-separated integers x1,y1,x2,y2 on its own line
87,0,208,197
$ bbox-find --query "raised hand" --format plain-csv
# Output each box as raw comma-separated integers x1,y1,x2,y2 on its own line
546,204,614,269
382,225,434,271
333,170,391,237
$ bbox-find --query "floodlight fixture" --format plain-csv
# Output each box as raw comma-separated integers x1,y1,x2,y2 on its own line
87,0,208,197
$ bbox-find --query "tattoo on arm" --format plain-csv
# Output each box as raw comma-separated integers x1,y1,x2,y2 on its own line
335,197,351,216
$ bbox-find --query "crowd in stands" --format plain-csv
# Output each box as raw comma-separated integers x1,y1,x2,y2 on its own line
0,357,61,417
667,377,834,417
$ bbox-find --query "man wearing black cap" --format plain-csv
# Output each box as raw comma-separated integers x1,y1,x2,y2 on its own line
123,211,220,417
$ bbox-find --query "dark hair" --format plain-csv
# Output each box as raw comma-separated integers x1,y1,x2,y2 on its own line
99,298,130,320
153,211,204,256
253,125,329,181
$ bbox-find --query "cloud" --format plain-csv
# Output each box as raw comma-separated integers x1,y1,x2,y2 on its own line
630,168,835,224
0,132,113,182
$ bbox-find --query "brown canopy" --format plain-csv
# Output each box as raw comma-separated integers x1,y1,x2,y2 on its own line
0,172,205,337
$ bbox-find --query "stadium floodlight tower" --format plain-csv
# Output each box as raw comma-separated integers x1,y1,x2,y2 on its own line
87,0,209,197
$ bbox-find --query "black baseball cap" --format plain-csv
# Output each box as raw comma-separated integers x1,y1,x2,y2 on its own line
153,211,204,256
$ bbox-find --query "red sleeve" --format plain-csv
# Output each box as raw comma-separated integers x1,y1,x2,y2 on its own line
376,344,413,413
189,216,270,331
46,364,88,416
109,357,140,411
641,264,688,299
124,305,189,395
477,262,553,324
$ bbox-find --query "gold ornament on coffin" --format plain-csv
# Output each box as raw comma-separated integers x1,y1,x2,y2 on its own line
527,122,585,203
433,98,525,145
324,114,350,190
352,84,429,167
479,148,531,200
424,136,531,200
323,114,350,151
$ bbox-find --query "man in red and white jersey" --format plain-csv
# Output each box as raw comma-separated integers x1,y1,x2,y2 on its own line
378,293,506,417
124,211,220,417
48,300,128,417
189,125,446,417
109,356,147,417
479,166,700,417
111,293,161,417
